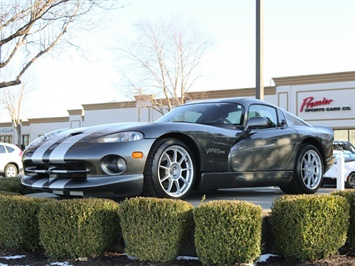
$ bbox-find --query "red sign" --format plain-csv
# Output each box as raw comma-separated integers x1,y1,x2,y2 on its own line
300,97,333,112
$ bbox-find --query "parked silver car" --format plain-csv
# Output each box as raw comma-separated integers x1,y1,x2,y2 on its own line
0,143,23,177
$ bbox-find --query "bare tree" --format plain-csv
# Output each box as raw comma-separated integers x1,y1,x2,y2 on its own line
0,0,117,89
118,18,212,114
0,82,28,147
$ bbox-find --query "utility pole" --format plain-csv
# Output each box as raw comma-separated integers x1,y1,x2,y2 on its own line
256,0,264,100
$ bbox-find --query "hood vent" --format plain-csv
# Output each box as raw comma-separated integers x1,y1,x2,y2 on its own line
66,132,83,138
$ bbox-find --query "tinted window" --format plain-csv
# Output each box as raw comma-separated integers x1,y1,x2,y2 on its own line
157,103,244,125
333,141,355,153
248,104,277,127
168,110,203,123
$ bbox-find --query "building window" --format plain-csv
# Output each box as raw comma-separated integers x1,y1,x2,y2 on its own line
22,135,30,149
0,135,12,143
350,130,355,145
334,129,355,144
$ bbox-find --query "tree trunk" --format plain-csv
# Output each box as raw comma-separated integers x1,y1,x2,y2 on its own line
16,123,22,148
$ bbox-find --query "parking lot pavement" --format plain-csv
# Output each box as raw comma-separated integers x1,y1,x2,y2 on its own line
186,186,340,210
23,185,340,211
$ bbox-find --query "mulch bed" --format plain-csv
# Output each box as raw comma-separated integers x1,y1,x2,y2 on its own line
2,245,355,265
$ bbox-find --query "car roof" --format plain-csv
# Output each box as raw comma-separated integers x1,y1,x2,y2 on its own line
1,142,16,147
0,143,20,149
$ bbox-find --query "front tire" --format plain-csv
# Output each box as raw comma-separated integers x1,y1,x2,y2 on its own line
280,144,323,194
346,173,355,188
143,138,195,199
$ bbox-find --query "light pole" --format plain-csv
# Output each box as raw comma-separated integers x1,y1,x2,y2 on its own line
256,0,264,100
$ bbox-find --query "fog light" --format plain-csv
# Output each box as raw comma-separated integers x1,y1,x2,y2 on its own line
116,158,127,171
101,155,127,175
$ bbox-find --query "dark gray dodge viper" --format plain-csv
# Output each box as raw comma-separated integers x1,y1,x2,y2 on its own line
22,98,334,199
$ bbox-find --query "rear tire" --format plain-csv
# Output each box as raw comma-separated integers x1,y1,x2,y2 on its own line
4,164,18,178
280,144,323,194
143,138,195,199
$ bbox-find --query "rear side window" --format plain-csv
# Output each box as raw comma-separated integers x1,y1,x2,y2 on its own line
6,146,15,153
284,112,309,126
0,145,6,154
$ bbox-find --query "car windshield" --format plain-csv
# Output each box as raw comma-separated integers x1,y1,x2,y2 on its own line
333,141,355,154
156,102,244,125
334,150,355,159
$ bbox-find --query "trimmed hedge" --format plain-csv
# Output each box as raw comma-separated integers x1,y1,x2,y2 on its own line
271,194,349,262
0,194,52,251
331,190,355,245
1,181,354,263
0,190,21,196
0,177,35,195
38,198,120,259
193,200,263,266
119,197,193,263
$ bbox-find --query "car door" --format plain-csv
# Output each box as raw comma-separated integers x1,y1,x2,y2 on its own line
0,144,7,171
230,104,298,172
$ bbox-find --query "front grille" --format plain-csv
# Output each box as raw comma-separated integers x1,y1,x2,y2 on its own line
25,162,89,178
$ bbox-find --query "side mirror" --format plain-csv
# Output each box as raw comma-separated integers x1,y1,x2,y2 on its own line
244,117,269,132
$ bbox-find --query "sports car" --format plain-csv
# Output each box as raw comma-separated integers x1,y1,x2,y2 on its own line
21,97,334,199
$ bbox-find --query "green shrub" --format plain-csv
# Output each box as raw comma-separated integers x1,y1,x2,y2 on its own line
0,190,21,196
0,177,36,195
193,200,263,266
331,190,355,245
38,198,120,259
119,197,193,263
0,194,52,251
271,194,349,262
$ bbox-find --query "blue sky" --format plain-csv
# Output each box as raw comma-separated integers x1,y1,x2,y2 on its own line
2,0,354,121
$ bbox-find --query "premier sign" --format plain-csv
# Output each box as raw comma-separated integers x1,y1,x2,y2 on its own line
300,96,351,113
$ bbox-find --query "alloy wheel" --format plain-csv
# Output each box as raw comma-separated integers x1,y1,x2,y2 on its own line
301,150,323,189
157,145,194,198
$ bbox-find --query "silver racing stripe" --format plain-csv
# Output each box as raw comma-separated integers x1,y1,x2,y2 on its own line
49,178,72,190
32,178,49,188
32,140,59,164
49,132,92,163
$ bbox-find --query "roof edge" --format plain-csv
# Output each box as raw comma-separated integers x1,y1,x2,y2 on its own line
273,71,355,86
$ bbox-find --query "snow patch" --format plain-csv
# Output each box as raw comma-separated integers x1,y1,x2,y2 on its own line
49,262,73,266
0,255,26,260
258,254,279,263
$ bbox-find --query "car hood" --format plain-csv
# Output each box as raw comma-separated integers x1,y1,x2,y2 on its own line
25,122,151,149
65,122,152,140
26,121,242,151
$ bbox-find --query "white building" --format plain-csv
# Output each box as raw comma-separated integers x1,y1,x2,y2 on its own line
1,71,354,148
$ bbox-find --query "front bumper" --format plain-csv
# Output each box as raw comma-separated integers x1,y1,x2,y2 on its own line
21,174,144,197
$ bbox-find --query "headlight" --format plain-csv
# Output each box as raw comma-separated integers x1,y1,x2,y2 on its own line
90,131,144,143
